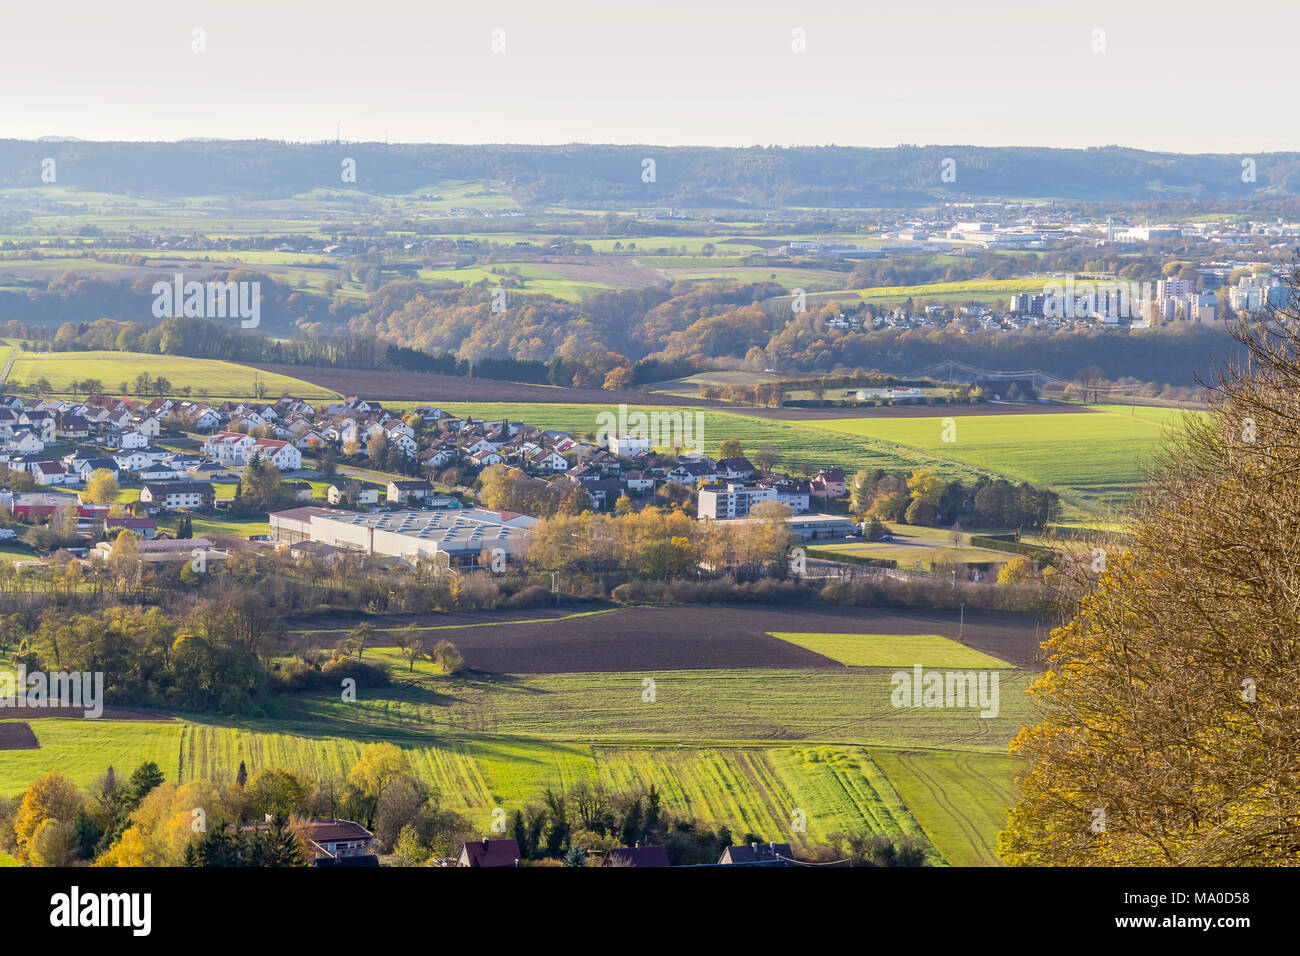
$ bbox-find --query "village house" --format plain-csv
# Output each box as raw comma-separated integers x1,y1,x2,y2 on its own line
812,467,847,498
715,456,757,481
302,819,374,862
139,481,217,511
247,438,302,472
104,516,157,539
457,838,521,868
327,482,379,507
203,431,255,463
29,460,73,486
601,845,671,867
718,841,796,866
386,479,446,506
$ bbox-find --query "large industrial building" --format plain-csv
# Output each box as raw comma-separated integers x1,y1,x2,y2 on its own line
269,506,537,568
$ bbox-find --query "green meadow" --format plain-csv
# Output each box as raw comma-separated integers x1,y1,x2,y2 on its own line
871,748,1018,867
0,660,1033,863
767,633,1012,669
805,405,1192,515
7,350,339,399
431,402,988,482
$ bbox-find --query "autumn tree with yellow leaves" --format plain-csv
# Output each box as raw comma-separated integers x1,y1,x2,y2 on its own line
1000,280,1300,866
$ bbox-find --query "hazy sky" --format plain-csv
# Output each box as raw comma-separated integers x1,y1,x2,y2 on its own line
4,1,1297,152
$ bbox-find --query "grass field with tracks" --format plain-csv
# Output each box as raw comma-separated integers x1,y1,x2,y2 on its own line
0,659,1032,862
871,748,1018,866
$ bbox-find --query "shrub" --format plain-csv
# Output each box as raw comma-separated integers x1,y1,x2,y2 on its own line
431,640,466,675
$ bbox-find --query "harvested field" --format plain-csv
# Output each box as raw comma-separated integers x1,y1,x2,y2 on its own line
0,723,38,750
287,603,1048,672
541,258,666,286
252,363,711,406
0,706,172,720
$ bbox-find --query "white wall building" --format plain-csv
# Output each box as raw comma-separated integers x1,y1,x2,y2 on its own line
697,483,777,520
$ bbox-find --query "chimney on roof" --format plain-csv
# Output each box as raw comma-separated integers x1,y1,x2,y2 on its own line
482,837,489,849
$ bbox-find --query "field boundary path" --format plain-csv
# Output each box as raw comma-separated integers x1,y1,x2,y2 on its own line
0,347,19,385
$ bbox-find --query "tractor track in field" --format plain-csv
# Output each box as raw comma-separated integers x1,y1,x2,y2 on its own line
896,750,996,865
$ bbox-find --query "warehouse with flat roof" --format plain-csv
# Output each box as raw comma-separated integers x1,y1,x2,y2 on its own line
270,507,536,568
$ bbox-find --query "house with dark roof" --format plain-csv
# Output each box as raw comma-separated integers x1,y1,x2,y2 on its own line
303,819,375,861
812,467,847,498
601,845,670,867
458,837,521,867
715,456,757,480
104,516,157,539
29,460,73,486
718,841,796,866
139,481,216,511
386,479,442,504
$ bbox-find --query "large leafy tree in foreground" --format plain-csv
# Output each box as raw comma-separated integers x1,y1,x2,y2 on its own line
1000,280,1300,865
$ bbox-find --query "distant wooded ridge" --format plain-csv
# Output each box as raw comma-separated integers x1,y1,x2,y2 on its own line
2,141,1298,206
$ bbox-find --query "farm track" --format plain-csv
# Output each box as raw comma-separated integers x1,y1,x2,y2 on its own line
0,347,17,385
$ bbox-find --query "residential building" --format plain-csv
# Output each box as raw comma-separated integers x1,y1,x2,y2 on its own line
458,838,521,867
139,481,217,511
697,483,777,520
602,845,671,867
718,842,795,866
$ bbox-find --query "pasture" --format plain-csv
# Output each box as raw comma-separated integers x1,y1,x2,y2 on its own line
805,405,1190,514
778,277,1048,307
432,402,986,482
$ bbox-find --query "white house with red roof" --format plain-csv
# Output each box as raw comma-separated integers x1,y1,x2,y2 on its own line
203,431,255,463
248,438,302,472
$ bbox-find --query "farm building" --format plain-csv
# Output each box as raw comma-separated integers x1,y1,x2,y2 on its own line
91,536,225,565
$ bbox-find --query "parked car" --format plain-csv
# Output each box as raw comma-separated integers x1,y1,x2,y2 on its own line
0,528,18,540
